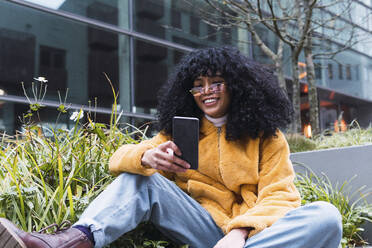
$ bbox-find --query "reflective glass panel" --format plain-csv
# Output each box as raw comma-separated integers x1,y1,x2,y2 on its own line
133,0,239,48
133,39,187,114
316,49,372,100
22,0,129,29
0,102,70,134
0,1,131,110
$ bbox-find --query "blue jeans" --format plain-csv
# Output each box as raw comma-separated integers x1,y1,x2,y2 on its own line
74,173,342,248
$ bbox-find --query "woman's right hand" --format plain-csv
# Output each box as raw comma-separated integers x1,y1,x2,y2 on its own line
141,141,191,173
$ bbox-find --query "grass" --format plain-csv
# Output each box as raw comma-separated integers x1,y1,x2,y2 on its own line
286,133,317,153
0,77,177,248
1,120,371,247
288,122,372,247
294,165,372,248
3,117,371,247
0,121,182,248
287,121,372,153
0,78,371,247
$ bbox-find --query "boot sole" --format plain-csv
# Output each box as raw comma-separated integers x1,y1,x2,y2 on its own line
0,220,27,248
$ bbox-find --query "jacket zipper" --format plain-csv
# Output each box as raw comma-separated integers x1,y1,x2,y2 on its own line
217,127,223,181
217,127,221,149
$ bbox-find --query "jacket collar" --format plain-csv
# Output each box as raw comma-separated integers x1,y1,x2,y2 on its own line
200,116,225,136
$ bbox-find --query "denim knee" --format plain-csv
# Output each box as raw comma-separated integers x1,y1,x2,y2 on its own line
114,172,152,190
116,172,146,180
308,201,342,236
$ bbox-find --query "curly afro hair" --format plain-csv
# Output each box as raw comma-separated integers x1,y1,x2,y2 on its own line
157,46,293,141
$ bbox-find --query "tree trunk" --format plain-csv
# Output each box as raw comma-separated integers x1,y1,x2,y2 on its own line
291,50,302,133
275,59,286,92
275,39,287,91
304,35,320,135
248,23,286,91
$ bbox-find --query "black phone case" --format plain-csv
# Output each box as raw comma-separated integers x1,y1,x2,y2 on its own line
172,116,199,170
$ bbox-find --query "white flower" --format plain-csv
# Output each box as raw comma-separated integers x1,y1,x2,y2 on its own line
70,110,84,121
34,77,48,83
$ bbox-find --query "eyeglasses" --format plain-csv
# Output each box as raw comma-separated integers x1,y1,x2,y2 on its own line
189,82,225,96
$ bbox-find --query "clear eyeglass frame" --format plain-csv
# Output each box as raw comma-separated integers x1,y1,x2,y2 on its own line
189,82,225,96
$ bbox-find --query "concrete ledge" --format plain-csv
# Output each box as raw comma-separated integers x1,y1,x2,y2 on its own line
291,144,372,202
290,144,372,243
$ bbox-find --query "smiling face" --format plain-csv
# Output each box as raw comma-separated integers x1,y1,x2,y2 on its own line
192,76,231,118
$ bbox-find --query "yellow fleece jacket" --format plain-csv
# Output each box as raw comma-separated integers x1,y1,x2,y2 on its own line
109,118,301,237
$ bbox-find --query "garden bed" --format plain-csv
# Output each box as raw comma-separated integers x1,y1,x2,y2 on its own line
291,144,372,244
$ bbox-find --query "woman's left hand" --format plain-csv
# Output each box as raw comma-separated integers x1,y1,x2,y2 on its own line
213,228,248,248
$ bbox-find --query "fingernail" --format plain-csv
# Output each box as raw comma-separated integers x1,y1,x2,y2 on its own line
166,148,174,155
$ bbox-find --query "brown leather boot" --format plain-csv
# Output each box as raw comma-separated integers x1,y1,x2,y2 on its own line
0,218,93,248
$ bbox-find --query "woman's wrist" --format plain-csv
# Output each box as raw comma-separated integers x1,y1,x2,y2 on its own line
231,228,252,240
140,150,151,168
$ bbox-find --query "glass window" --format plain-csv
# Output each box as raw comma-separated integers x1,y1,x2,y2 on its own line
321,49,372,100
0,1,131,117
355,65,360,81
133,0,238,49
0,100,143,136
0,102,71,135
346,64,352,80
171,2,182,30
39,45,67,92
190,16,200,37
23,0,130,30
190,16,201,36
338,63,343,80
133,39,187,114
315,63,322,79
207,25,217,42
134,0,165,40
328,64,333,79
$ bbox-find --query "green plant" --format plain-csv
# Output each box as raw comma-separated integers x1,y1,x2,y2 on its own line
286,133,317,153
287,121,372,153
0,77,180,247
0,108,146,226
2,77,372,247
109,222,189,248
314,121,372,150
294,163,372,248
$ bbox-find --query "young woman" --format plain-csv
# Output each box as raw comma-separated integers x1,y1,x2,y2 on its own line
0,46,342,248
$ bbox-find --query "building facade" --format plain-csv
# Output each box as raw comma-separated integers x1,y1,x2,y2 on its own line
0,0,371,135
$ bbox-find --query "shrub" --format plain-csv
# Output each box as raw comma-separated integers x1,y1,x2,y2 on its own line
287,121,372,153
0,77,177,247
1,78,371,247
314,122,372,150
294,165,372,248
286,133,317,153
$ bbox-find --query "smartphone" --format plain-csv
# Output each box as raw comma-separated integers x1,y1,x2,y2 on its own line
172,116,199,170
